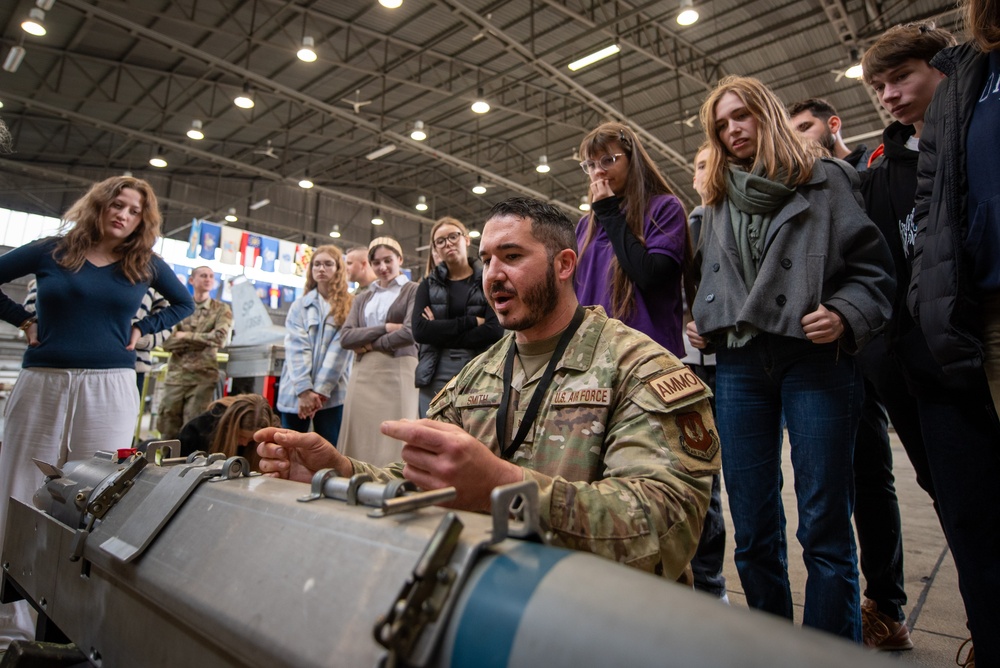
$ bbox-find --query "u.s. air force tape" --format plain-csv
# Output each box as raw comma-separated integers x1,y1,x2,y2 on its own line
647,366,705,404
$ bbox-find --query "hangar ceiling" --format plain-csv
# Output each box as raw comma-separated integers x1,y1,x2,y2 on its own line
0,0,964,269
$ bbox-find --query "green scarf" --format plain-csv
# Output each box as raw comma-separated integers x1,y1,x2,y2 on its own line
726,165,795,291
724,165,795,348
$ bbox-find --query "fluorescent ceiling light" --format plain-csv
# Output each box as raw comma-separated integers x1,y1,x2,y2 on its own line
410,120,427,141
366,144,397,160
568,44,621,72
379,0,402,7
186,119,204,140
149,154,168,168
468,228,481,238
248,198,270,211
676,0,699,26
535,155,550,173
329,224,341,238
471,88,490,114
225,208,238,223
371,211,385,225
3,46,26,73
415,195,428,212
297,36,317,63
21,9,47,37
472,181,487,195
234,83,254,109
299,177,314,189
579,196,591,212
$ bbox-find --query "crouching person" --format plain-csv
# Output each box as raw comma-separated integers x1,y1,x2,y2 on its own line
257,197,720,582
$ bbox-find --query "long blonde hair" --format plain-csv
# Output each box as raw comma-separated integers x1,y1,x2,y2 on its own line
56,176,162,283
207,394,279,469
304,244,353,326
578,122,691,319
699,76,821,206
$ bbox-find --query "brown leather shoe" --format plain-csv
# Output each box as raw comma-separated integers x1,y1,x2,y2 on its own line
861,599,914,651
956,637,975,668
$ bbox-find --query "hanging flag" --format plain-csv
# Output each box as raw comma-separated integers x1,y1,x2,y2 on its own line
295,244,312,277
219,226,243,264
186,219,201,259
241,233,263,268
172,264,192,287
260,236,279,272
278,240,296,274
199,222,221,260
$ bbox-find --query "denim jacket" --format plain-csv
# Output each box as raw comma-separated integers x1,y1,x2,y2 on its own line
276,289,353,414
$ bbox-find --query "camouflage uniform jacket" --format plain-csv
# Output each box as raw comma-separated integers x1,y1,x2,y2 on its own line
162,298,233,384
351,306,720,581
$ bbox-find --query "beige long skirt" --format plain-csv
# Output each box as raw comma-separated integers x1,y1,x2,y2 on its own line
338,351,418,467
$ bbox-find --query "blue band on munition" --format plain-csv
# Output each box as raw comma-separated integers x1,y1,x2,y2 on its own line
449,543,570,668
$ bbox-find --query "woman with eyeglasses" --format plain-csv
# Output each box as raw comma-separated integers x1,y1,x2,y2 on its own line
576,123,733,601
575,122,694,357
338,236,419,465
412,217,503,417
687,75,894,642
275,245,354,445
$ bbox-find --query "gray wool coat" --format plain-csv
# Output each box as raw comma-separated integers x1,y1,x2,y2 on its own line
692,157,895,354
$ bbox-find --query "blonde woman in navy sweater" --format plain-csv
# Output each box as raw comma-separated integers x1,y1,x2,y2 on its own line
0,175,193,648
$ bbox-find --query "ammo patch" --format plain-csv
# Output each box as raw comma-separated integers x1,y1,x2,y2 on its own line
648,367,704,405
455,392,501,408
676,412,719,461
551,387,612,406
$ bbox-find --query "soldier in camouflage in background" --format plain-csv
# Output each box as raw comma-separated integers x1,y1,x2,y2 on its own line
255,197,719,582
157,266,233,439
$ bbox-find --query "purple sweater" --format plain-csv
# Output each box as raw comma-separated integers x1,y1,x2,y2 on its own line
574,194,686,355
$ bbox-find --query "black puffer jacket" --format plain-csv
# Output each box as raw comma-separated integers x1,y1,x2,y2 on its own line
910,42,991,381
412,259,497,387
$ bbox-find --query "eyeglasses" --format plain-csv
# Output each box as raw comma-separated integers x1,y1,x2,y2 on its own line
433,231,464,248
579,153,625,174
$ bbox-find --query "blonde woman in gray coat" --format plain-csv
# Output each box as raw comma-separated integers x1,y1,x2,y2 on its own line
686,75,894,644
338,237,418,465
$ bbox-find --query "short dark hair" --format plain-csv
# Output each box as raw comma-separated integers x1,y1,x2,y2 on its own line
862,22,956,84
487,197,577,259
787,98,838,122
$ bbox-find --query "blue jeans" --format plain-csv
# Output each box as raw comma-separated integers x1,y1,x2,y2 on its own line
280,405,344,446
716,335,862,642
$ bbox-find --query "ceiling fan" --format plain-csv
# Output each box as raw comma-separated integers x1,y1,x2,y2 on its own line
672,114,698,128
253,140,280,159
340,90,373,114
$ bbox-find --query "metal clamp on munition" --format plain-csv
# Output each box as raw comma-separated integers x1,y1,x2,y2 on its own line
297,469,457,517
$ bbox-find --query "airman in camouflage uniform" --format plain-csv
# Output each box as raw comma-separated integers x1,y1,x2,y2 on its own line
353,306,718,580
157,267,233,438
255,198,719,582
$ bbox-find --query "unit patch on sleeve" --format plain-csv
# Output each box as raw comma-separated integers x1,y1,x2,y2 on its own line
648,366,705,405
675,411,720,461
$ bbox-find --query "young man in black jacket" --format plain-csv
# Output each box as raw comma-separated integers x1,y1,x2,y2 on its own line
907,2,1000,665
851,21,956,653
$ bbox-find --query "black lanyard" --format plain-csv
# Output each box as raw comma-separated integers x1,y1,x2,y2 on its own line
496,307,586,461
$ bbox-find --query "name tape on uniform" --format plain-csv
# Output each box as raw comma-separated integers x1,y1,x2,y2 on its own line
457,392,501,408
